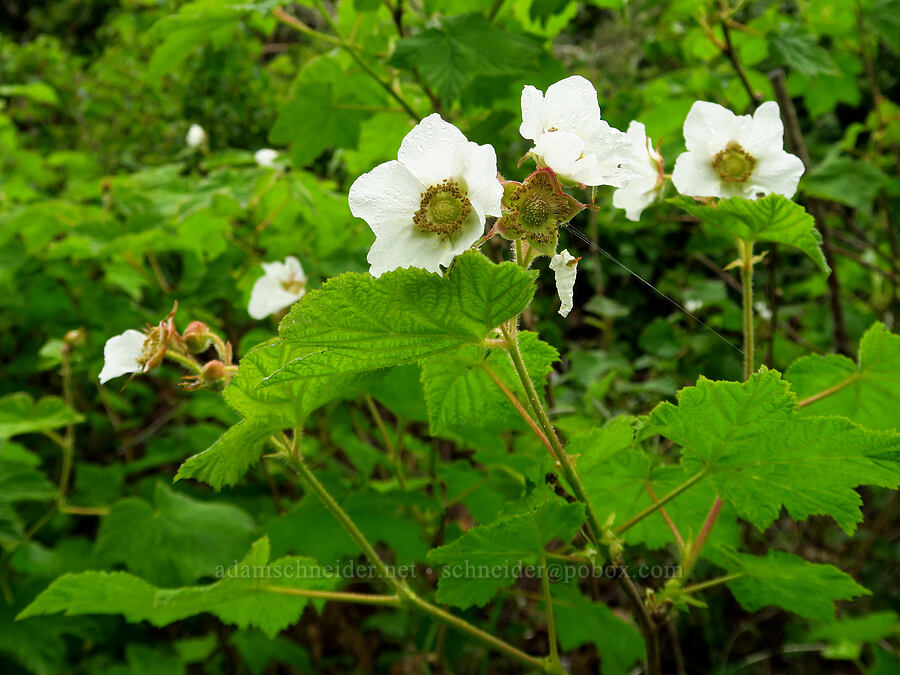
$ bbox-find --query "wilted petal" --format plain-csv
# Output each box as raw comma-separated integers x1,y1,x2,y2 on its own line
99,329,146,384
549,250,578,317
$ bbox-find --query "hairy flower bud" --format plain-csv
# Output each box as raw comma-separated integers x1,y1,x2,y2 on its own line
200,360,229,391
183,321,212,354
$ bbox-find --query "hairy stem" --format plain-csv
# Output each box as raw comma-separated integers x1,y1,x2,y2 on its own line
538,548,560,668
682,572,744,595
741,239,755,380
680,496,724,582
481,362,556,460
265,586,402,606
499,323,661,675
280,433,561,673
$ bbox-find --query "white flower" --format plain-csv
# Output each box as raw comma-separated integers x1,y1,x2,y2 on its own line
754,301,773,320
98,330,147,384
348,113,502,277
684,299,704,313
248,256,307,320
612,121,663,221
519,76,632,187
254,148,279,167
186,124,207,148
672,101,805,199
549,249,578,317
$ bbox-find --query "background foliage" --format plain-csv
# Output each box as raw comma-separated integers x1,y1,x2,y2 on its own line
1,0,899,673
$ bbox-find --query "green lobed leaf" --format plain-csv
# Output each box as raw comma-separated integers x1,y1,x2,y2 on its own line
671,194,829,274
0,393,84,440
421,331,558,436
647,368,900,533
0,460,57,504
571,418,740,552
427,492,584,609
787,322,900,431
389,14,542,102
94,482,257,586
19,537,337,638
807,611,900,644
770,22,841,76
552,584,644,675
262,251,535,386
718,548,869,621
183,254,470,485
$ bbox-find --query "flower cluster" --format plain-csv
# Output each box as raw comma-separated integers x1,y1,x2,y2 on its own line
346,77,804,317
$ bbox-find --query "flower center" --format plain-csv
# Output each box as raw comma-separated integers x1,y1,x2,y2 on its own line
281,278,305,294
521,195,550,230
712,141,757,183
138,327,163,367
413,179,472,240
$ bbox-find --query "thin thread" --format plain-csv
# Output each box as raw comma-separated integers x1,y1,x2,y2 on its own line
562,223,747,358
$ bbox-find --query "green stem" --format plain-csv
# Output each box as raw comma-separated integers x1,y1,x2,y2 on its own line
165,349,203,375
403,593,552,672
287,448,397,588
682,572,744,595
280,434,561,674
499,323,661,675
740,239,755,381
307,0,420,121
796,374,858,409
365,394,407,490
538,548,560,668
614,470,708,536
265,586,402,606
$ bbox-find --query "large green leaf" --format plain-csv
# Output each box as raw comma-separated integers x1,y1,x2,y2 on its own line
264,251,535,384
19,537,336,638
0,460,56,504
647,369,900,533
421,331,558,436
787,322,900,431
0,393,83,440
718,548,868,621
427,492,584,608
389,14,542,102
671,194,829,273
94,482,257,586
571,418,740,552
552,584,644,675
178,252,533,490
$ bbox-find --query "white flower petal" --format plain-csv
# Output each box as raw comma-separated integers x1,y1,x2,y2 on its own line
549,250,578,318
254,148,279,167
186,124,206,148
746,150,805,199
519,85,546,142
366,212,480,278
682,101,741,154
579,121,634,187
99,329,146,384
533,130,596,183
672,150,727,198
452,142,502,219
542,76,604,140
248,272,303,320
398,113,468,186
284,256,305,280
737,101,785,157
349,160,423,235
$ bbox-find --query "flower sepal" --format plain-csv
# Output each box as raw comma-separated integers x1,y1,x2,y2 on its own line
495,167,585,259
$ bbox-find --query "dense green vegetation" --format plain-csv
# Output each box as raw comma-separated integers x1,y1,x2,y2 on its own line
1,1,899,673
